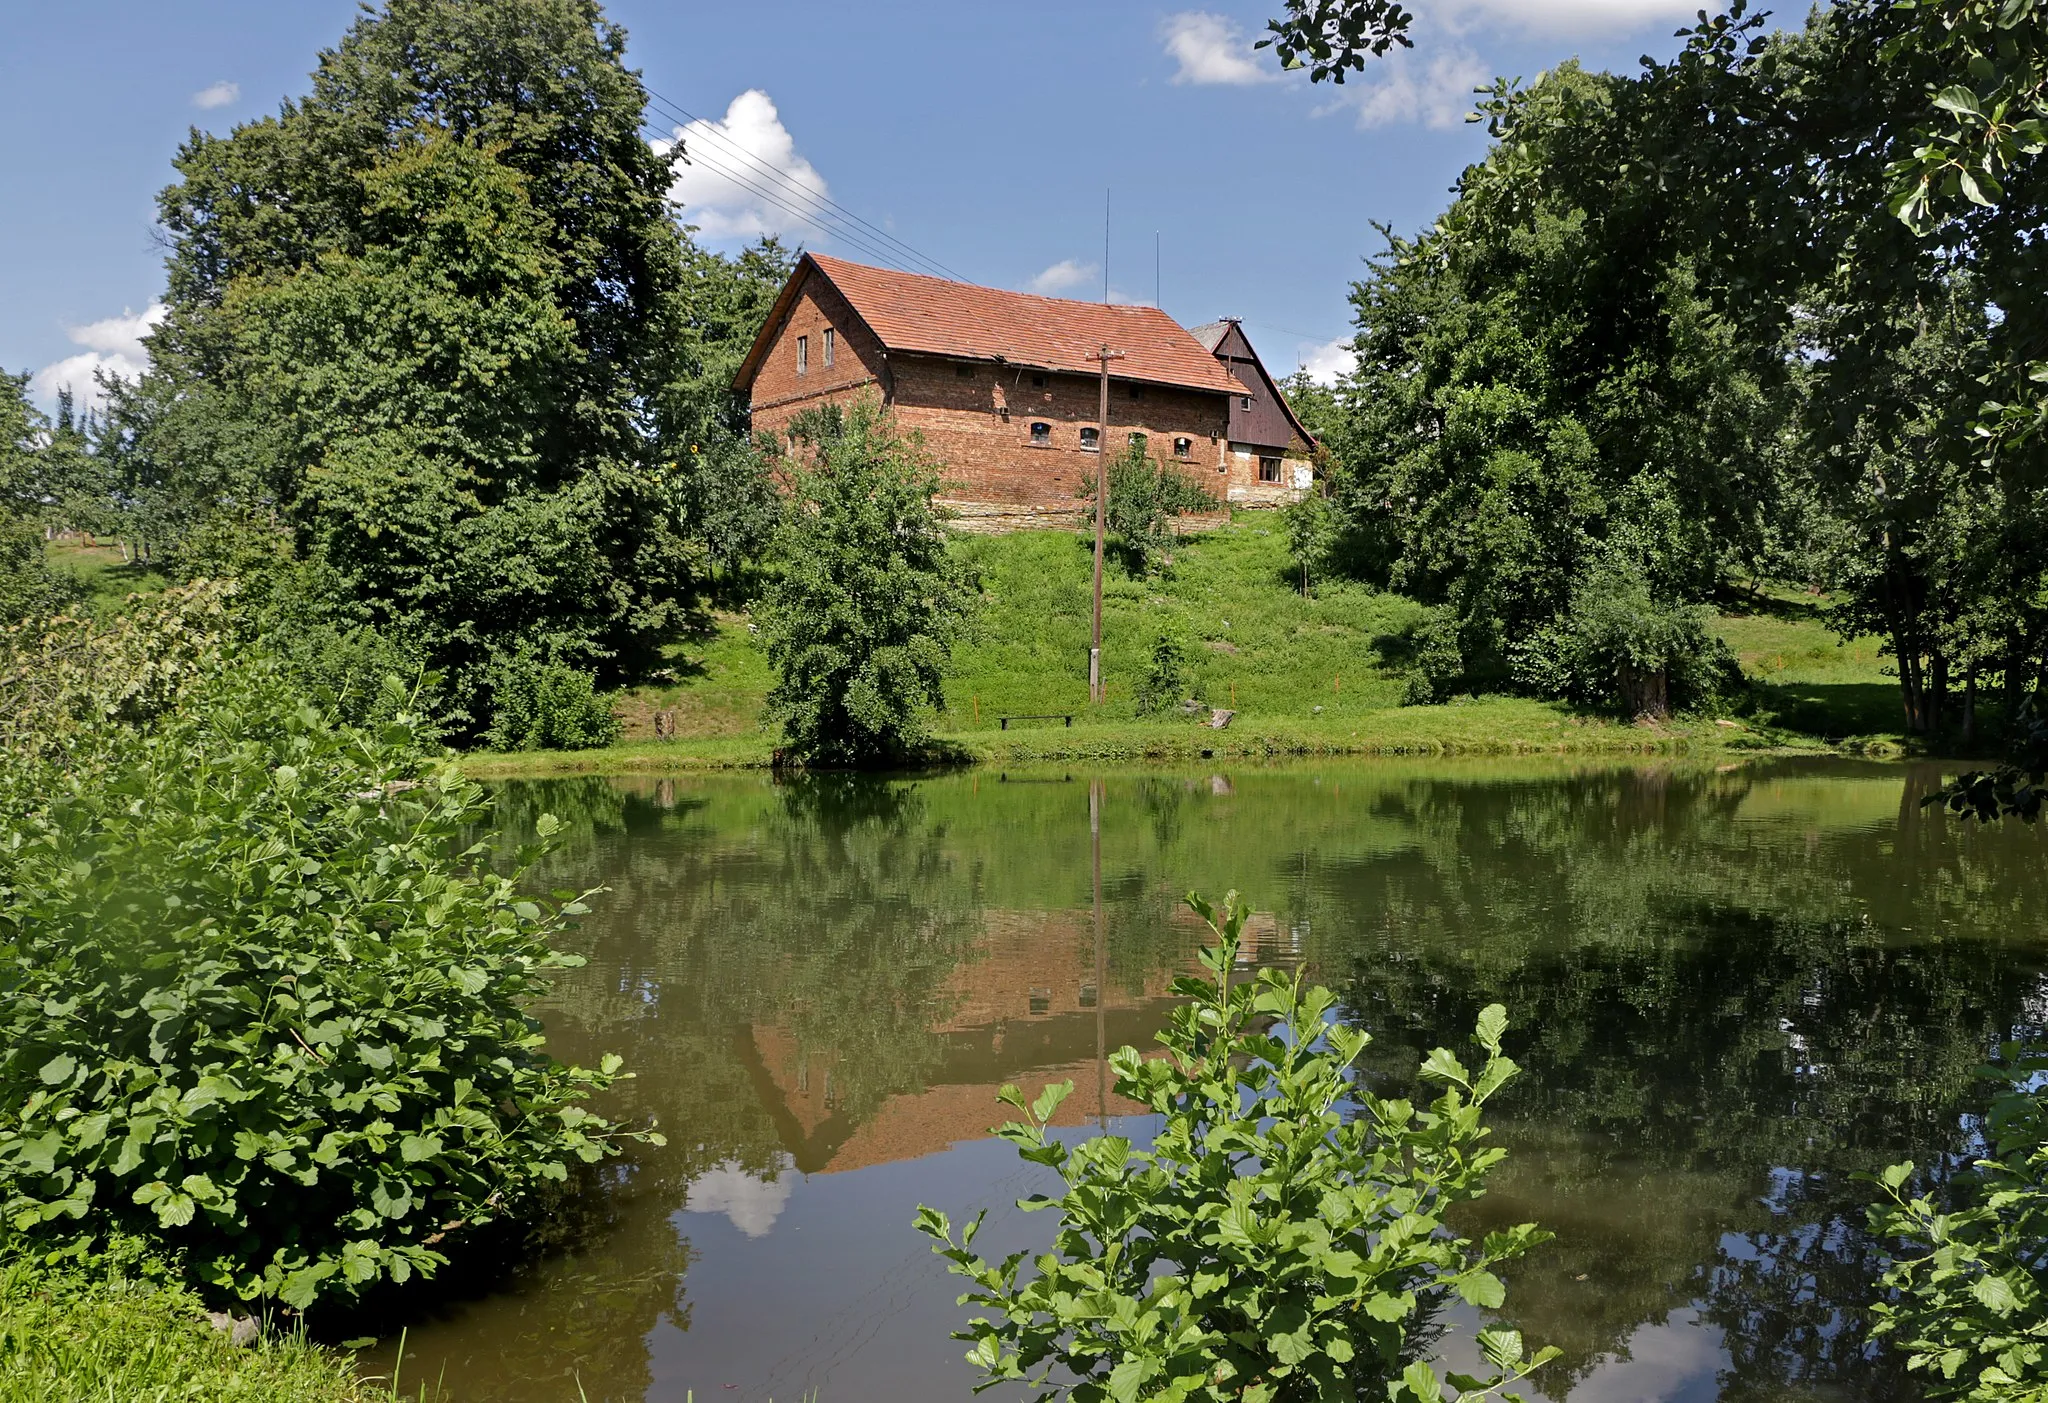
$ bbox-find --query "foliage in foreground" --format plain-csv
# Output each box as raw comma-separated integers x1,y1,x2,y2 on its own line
758,399,975,767
0,587,655,1308
0,1240,391,1403
917,891,1556,1403
1868,1044,2048,1401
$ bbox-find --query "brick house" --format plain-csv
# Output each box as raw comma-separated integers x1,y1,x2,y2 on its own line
733,253,1318,529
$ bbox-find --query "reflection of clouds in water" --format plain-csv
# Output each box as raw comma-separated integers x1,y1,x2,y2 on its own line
1563,1309,1728,1403
684,1156,795,1238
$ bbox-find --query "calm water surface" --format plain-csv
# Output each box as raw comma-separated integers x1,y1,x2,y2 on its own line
362,757,2048,1402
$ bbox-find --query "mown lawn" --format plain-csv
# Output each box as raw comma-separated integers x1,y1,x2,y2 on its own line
481,514,1892,774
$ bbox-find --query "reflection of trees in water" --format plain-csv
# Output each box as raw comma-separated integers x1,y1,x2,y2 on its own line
1310,765,2048,1400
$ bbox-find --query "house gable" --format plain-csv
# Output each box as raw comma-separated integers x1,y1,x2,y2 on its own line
1192,320,1319,454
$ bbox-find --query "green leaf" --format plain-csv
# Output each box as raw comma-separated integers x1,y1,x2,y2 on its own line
37,1053,77,1085
1971,1273,2020,1315
1932,84,1983,116
1402,1361,1443,1402
1456,1271,1506,1309
1474,1004,1508,1052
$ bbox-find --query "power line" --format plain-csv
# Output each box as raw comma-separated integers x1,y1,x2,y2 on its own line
637,121,924,273
642,87,966,283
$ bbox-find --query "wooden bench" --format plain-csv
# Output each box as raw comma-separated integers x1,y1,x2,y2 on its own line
998,713,1074,730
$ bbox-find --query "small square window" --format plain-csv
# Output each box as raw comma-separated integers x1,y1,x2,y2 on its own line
1241,395,1253,410
822,328,835,368
1029,422,1052,446
1079,427,1100,452
1128,431,1147,451
1031,373,1047,388
1173,437,1193,460
1259,456,1282,483
796,335,809,376
956,363,974,378
1127,384,1145,401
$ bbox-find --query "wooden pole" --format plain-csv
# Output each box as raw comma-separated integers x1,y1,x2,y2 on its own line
1088,344,1123,702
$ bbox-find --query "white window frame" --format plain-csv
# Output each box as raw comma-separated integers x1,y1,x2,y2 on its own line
796,335,809,376
1079,427,1101,453
822,328,835,368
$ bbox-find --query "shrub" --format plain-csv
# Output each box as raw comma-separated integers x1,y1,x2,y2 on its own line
1510,565,1739,716
484,647,620,752
1079,442,1219,578
1867,1045,2048,1400
758,398,975,766
1136,629,1197,716
0,597,654,1309
916,891,1558,1403
1401,606,1469,706
0,516,86,627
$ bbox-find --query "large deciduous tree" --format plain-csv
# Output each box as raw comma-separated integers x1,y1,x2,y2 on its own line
116,0,770,720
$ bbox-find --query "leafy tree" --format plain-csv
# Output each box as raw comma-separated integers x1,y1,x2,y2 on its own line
0,373,84,625
1256,0,1414,83
917,892,1559,1403
1077,439,1218,578
757,399,974,767
115,0,759,723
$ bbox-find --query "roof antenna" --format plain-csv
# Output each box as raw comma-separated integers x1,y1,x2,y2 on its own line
1103,188,1110,304
1154,231,1161,310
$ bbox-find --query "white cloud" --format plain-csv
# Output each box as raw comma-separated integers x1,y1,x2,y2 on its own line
191,80,239,110
1439,0,1704,33
683,1157,794,1238
1296,337,1356,385
31,302,166,409
1029,259,1098,296
1161,12,1278,86
1319,45,1490,129
653,90,829,242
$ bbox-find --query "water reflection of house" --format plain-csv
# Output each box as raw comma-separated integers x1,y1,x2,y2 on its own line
742,904,1302,1175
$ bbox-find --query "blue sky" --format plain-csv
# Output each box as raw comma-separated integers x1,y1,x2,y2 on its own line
0,0,1719,408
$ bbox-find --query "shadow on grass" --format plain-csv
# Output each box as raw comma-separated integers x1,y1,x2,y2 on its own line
1748,679,1904,740
1713,581,1831,624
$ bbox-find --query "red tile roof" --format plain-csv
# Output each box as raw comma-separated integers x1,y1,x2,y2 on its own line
737,253,1247,397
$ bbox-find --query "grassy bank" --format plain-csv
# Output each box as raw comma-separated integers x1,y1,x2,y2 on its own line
472,516,1887,776
0,1251,401,1403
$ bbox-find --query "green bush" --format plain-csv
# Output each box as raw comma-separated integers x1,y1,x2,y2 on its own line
0,592,654,1309
484,647,620,752
1136,629,1197,716
1400,606,1469,706
1867,1045,2048,1400
1510,565,1740,716
917,891,1558,1403
0,516,86,627
1079,441,1219,578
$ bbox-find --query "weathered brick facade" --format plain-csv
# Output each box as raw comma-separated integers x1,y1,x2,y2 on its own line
736,254,1316,529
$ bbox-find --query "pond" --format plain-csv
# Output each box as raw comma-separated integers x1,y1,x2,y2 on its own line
361,757,2048,1402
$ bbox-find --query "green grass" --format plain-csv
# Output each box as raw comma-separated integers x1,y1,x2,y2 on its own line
475,514,1885,774
0,1252,403,1403
45,538,169,611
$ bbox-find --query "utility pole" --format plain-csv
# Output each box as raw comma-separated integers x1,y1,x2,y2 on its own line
1089,343,1124,702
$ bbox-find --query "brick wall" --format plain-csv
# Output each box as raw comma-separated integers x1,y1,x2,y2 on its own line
746,271,889,439
889,355,1228,517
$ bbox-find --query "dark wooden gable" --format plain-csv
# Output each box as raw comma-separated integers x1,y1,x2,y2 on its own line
1205,321,1315,453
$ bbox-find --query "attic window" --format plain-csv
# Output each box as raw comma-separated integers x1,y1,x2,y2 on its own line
1241,395,1253,410
956,364,974,378
797,335,809,376
823,328,835,368
1173,437,1193,460
1079,427,1100,452
1029,422,1052,446
1031,373,1047,388
1127,384,1145,401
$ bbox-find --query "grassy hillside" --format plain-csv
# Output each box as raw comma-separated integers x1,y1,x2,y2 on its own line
480,515,1903,773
